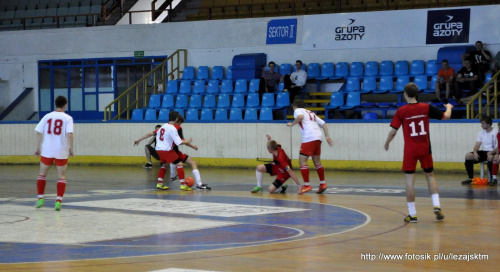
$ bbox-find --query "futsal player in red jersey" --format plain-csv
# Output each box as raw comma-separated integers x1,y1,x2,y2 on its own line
252,135,302,194
384,83,453,223
489,122,500,186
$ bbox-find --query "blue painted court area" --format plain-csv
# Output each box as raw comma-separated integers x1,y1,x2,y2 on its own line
0,192,368,263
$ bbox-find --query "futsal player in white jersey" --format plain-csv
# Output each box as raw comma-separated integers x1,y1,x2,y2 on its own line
287,99,333,194
34,96,74,211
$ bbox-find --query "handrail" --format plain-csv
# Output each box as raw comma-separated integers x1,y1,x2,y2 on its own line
103,49,187,121
466,70,500,119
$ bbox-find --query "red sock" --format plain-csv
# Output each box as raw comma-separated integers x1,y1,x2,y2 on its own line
56,179,66,202
158,166,167,183
300,165,309,183
315,164,325,181
493,163,499,176
177,164,185,184
37,175,46,197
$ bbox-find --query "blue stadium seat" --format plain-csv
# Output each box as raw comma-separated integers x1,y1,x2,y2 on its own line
410,60,425,76
350,62,364,77
234,79,248,93
246,93,260,108
132,109,144,120
200,108,213,120
166,80,179,94
391,75,410,94
344,77,361,93
161,94,175,108
196,66,209,81
189,94,203,108
186,108,199,121
182,66,195,81
339,92,361,110
217,93,231,108
362,112,378,119
413,75,428,92
174,109,185,118
423,75,438,93
379,61,394,76
215,108,228,120
279,63,292,75
220,79,234,94
395,60,409,76
175,94,189,108
307,63,320,79
374,76,394,93
244,108,258,120
148,94,162,108
144,109,157,120
207,80,219,94
203,94,216,108
261,93,275,107
131,109,145,120
426,60,438,76
229,108,243,120
278,82,285,91
226,66,232,80
485,72,492,83
211,66,224,80
364,61,378,77
179,80,192,94
316,62,334,80
232,93,245,108
331,62,349,79
360,76,377,94
192,80,206,94
275,92,290,109
259,107,273,120
248,78,261,93
158,108,170,120
325,92,344,109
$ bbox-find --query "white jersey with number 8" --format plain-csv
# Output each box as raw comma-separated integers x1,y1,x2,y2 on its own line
35,111,74,159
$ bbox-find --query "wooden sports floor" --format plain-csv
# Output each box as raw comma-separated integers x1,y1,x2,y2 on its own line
0,164,498,272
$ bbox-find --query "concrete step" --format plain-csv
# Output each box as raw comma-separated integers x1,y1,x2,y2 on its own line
309,92,332,97
304,99,329,103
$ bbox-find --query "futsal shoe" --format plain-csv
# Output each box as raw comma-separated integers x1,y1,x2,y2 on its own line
251,186,263,193
404,215,417,223
170,175,178,182
143,163,153,169
35,199,44,208
196,184,211,190
434,207,444,220
461,179,472,185
316,183,328,194
299,185,312,194
180,184,192,191
156,183,169,190
489,179,497,186
280,184,288,194
55,202,62,211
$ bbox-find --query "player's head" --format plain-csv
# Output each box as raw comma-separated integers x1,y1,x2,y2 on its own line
176,115,185,124
155,125,161,130
480,116,492,128
403,83,419,99
292,98,305,109
169,111,179,122
267,140,279,153
55,96,67,109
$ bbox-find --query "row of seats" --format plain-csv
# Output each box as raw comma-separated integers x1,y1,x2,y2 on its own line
147,92,290,110
341,74,439,94
0,0,106,11
132,107,275,121
165,78,264,94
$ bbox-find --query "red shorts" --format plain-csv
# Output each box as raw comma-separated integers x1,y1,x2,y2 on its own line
175,150,188,163
157,150,181,164
402,153,434,172
40,156,68,166
265,164,290,184
300,140,322,157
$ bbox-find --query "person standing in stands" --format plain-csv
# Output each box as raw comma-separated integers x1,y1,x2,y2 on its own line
462,41,492,82
283,60,307,104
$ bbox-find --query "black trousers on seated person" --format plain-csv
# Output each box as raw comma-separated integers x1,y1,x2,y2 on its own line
283,74,303,104
258,77,276,102
465,151,491,179
454,80,479,101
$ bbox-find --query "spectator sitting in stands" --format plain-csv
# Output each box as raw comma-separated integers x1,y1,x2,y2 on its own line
259,61,283,101
453,57,479,105
283,60,307,104
432,59,455,103
462,41,492,82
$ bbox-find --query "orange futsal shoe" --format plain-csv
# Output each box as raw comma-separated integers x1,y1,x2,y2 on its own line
316,183,327,194
299,185,312,194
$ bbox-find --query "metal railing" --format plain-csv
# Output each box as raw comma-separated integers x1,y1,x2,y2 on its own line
103,49,187,121
466,70,500,119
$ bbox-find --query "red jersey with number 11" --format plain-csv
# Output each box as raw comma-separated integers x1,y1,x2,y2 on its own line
390,103,444,156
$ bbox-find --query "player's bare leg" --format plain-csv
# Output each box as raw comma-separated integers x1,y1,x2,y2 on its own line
143,146,153,168
404,173,418,223
299,155,312,194
312,155,327,194
185,157,210,190
425,171,444,220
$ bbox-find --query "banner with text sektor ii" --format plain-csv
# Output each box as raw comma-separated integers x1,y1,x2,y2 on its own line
426,9,470,44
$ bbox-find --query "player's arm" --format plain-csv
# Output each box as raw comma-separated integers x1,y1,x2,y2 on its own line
34,132,43,156
67,133,74,156
134,132,155,146
184,142,198,150
287,114,303,127
319,122,333,147
285,166,302,193
442,104,453,120
384,128,398,151
472,141,482,160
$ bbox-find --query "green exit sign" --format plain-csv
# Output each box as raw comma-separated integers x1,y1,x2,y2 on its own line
134,51,144,58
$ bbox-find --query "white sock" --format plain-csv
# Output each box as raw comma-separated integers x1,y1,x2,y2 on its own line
170,164,176,178
192,169,202,185
408,202,416,217
320,181,326,184
304,182,310,186
431,194,440,207
493,175,497,179
256,171,263,187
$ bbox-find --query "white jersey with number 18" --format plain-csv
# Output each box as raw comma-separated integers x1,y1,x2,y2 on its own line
35,111,74,159
293,107,326,143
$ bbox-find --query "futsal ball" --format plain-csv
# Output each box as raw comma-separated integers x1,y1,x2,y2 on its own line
185,177,194,187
